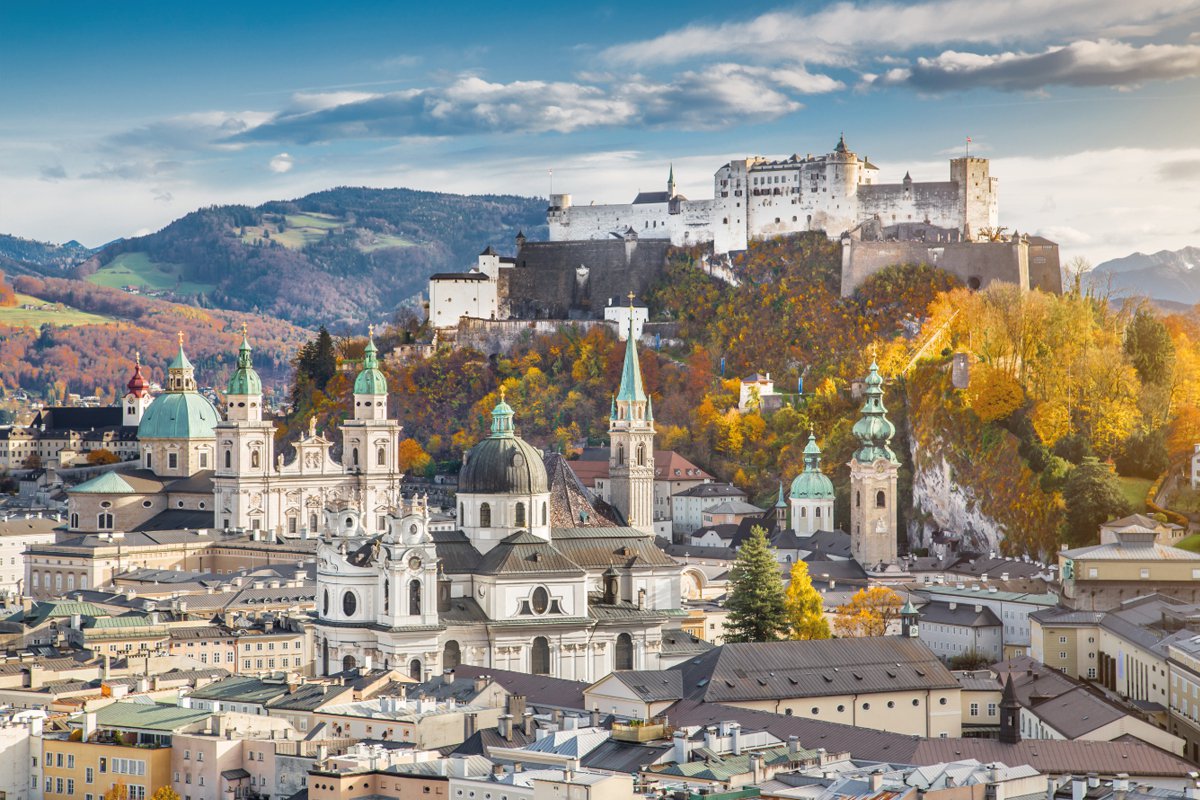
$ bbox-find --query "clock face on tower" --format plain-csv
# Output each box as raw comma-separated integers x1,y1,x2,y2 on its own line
408,557,421,570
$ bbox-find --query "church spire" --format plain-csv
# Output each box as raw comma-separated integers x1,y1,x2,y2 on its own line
616,293,646,408
490,385,515,438
226,324,262,397
667,163,676,196
353,325,388,397
167,331,197,392
852,358,897,464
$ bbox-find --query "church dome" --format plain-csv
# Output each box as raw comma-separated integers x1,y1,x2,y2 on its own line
138,392,219,440
354,336,388,395
458,392,548,495
790,433,834,500
226,330,262,396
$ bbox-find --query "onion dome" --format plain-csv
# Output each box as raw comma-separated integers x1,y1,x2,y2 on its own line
126,353,150,398
790,433,835,499
852,360,898,464
458,389,548,495
225,328,262,396
354,330,388,395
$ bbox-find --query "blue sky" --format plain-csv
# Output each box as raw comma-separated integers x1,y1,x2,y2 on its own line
3,0,1200,263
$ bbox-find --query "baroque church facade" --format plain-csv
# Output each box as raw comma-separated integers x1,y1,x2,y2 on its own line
314,319,684,682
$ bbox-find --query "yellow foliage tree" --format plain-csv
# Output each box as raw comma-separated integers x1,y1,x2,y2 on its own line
151,787,181,800
396,437,432,474
832,586,903,637
966,364,1024,423
784,561,831,640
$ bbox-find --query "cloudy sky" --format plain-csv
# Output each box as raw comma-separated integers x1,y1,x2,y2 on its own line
3,0,1199,264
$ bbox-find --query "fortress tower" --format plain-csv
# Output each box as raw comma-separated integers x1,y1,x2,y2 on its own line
950,157,999,239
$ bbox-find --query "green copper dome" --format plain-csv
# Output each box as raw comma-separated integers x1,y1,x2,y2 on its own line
852,360,898,464
790,433,834,499
354,336,388,395
458,391,548,495
138,392,219,440
225,332,262,396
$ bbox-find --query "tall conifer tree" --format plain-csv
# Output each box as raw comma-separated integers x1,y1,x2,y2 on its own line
725,526,788,642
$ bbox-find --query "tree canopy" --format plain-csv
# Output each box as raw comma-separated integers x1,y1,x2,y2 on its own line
784,561,831,640
725,526,788,643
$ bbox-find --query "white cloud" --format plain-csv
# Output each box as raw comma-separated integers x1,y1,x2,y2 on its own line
269,153,295,173
602,0,1200,66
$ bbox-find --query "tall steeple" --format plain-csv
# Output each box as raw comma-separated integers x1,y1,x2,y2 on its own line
341,325,402,491
123,352,152,427
790,432,834,535
848,355,900,569
609,293,655,535
667,163,677,198
999,674,1021,744
353,325,389,421
226,325,264,422
490,386,515,438
167,332,197,393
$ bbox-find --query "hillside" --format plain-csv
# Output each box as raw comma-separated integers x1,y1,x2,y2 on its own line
1089,246,1200,304
75,187,547,328
0,234,96,275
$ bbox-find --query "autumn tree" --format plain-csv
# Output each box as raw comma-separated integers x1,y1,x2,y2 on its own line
151,787,181,800
784,561,830,640
86,448,120,465
104,784,129,800
833,587,903,637
966,364,1025,423
396,437,432,475
724,526,788,642
1062,456,1131,546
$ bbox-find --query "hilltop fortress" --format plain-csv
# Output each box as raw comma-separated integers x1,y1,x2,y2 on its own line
547,136,1061,295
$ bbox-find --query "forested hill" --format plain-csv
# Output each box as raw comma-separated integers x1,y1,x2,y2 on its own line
0,234,96,274
73,188,547,329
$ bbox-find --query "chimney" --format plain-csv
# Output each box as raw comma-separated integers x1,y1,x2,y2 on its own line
442,668,454,685
1045,776,1057,800
787,735,800,759
673,730,689,764
1087,775,1099,790
364,654,373,672
512,762,523,774
704,726,717,750
870,772,885,791
749,753,764,785
82,711,97,741
464,712,477,740
474,675,488,694
508,694,527,722
1072,777,1087,800
730,722,741,755
492,764,505,778
499,713,513,741
590,706,601,728
317,744,328,763
523,710,535,737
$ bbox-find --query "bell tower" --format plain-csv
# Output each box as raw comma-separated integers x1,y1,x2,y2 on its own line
848,356,900,569
609,294,655,535
123,353,152,427
339,327,403,531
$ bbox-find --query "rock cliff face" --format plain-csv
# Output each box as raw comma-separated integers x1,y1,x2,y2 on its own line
908,439,1006,554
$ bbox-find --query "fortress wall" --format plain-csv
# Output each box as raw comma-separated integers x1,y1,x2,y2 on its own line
1027,239,1063,294
858,182,961,230
502,239,671,319
549,201,672,242
841,239,1029,297
451,317,615,355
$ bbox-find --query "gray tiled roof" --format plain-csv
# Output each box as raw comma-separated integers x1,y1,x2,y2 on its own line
918,602,1002,628
674,639,959,703
476,532,586,576
611,670,683,701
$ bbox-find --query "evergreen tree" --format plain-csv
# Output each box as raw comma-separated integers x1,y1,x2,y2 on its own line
724,526,788,643
784,561,830,640
1062,456,1131,546
1124,305,1175,386
290,325,339,411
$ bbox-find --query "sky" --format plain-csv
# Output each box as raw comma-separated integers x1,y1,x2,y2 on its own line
2,0,1200,264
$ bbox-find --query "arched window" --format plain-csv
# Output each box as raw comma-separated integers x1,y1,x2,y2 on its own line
146,452,153,470
342,655,356,673
409,580,421,615
636,443,646,466
310,513,319,532
323,590,330,616
409,659,422,681
815,507,822,518
479,502,491,527
876,490,886,508
251,450,260,469
377,447,386,467
615,633,634,671
531,637,550,676
443,640,461,670
515,502,526,528
224,450,231,469
383,579,390,615
800,507,807,518
342,591,357,617
97,512,113,530
855,491,861,508
617,443,625,465
352,448,359,466
542,502,547,526
459,503,464,520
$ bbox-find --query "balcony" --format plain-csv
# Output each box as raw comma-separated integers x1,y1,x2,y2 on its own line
612,717,671,743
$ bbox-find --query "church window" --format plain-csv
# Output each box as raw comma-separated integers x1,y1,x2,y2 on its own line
310,513,318,531
168,453,178,470
127,405,134,415
542,502,547,526
479,503,491,528
409,659,422,681
443,640,460,670
855,491,861,508
224,450,231,469
531,637,550,676
288,517,297,534
352,448,359,467
323,590,329,616
377,447,386,466
409,580,421,615
342,655,356,672
617,444,625,466
800,507,806,518
251,519,261,530
615,633,633,671
532,586,549,615
815,507,822,518
32,573,38,589
251,450,260,469
199,451,208,469
515,502,526,528
459,503,463,520
97,512,113,530
342,591,357,617
383,579,390,615
636,443,646,466
69,514,78,529
876,490,886,508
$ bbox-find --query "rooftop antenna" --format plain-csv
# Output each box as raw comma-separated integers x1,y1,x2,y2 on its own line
548,168,553,197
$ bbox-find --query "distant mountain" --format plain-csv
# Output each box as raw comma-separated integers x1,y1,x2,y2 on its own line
73,187,547,329
0,234,95,274
1089,246,1200,304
